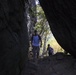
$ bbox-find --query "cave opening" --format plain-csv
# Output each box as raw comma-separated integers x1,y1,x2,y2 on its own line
28,0,65,61
0,0,76,75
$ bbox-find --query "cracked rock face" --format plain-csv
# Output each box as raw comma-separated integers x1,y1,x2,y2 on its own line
39,0,76,57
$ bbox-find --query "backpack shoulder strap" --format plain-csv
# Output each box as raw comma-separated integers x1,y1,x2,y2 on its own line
38,35,41,40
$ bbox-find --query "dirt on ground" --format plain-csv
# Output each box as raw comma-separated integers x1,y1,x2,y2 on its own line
21,52,76,75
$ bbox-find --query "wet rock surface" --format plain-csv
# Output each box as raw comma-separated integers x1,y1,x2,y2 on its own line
22,53,76,75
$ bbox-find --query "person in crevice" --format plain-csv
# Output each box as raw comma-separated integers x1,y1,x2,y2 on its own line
47,44,53,56
31,30,42,61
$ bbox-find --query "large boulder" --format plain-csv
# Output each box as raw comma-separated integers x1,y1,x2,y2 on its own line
39,0,76,57
0,0,29,75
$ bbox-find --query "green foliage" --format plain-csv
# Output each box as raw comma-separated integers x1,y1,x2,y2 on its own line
34,4,50,37
34,3,64,54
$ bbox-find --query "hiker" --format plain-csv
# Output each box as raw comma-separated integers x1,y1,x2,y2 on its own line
47,44,53,56
31,30,42,61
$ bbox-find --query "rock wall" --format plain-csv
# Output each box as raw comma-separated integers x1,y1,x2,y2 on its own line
26,0,37,35
0,0,29,75
39,0,76,57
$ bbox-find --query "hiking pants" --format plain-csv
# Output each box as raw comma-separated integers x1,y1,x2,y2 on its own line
32,46,40,60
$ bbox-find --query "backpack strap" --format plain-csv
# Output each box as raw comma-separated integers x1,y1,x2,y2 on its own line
38,35,41,40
